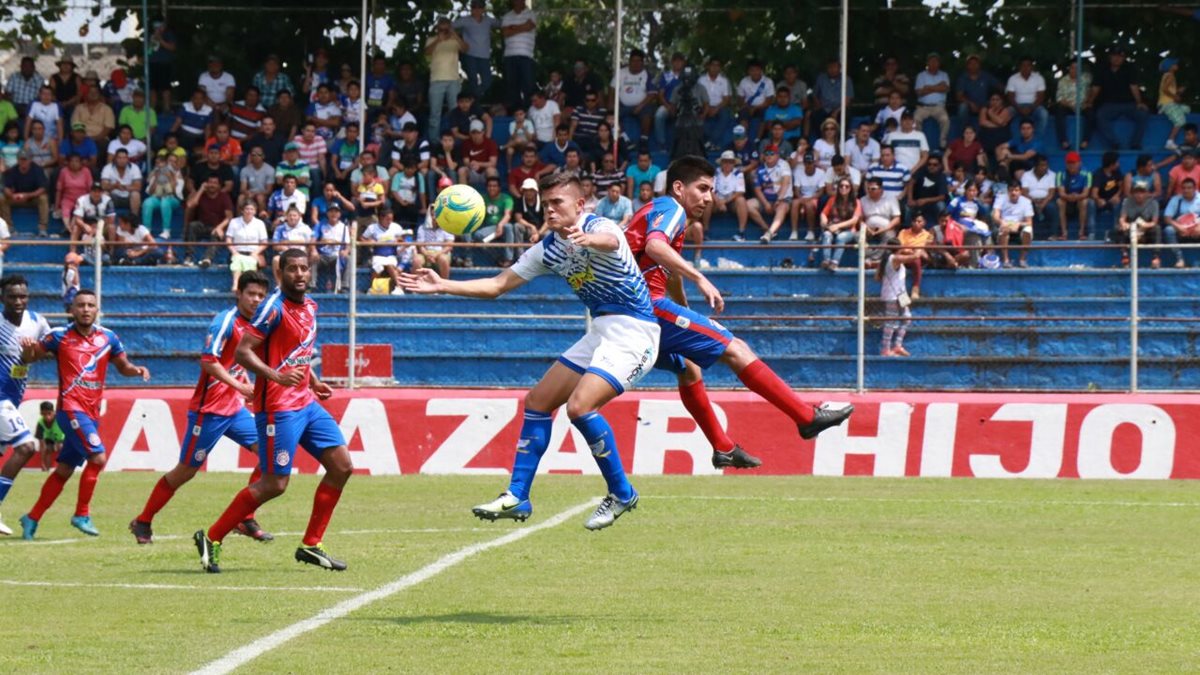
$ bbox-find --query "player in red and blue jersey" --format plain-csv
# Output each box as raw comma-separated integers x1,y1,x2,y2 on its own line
195,249,352,573
625,156,853,470
18,289,150,540
130,271,273,545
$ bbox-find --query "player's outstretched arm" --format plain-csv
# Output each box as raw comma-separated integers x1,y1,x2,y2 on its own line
236,332,305,387
201,360,254,399
645,236,725,313
564,226,619,252
398,268,527,299
112,353,151,381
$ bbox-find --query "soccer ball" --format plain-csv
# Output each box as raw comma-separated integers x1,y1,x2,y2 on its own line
433,184,486,237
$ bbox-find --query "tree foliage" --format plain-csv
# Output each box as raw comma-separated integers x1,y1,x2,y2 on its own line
0,1,68,51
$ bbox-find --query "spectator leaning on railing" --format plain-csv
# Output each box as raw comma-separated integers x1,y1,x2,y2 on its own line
1115,182,1160,268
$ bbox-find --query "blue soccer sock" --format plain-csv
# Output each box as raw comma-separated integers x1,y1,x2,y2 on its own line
507,409,552,501
0,476,12,504
571,411,635,502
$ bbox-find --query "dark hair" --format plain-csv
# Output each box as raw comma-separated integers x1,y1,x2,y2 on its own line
555,123,570,134
1184,178,1197,187
630,48,645,59
0,274,28,292
75,288,98,300
279,248,308,268
1102,151,1120,168
539,170,583,194
1184,123,1197,134
666,156,716,190
117,124,132,134
777,86,791,95
866,177,883,188
238,270,269,292
1135,153,1152,168
40,401,54,412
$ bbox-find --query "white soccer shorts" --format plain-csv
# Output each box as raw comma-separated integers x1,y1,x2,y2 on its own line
558,314,660,394
0,399,33,447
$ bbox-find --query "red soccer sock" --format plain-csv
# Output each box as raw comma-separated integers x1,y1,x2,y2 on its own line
302,483,343,547
74,462,102,517
137,476,177,524
244,465,263,521
678,379,736,452
28,472,68,521
737,359,815,426
207,488,261,543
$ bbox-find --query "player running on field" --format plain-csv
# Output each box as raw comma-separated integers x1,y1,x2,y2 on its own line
195,249,353,573
131,271,273,545
401,171,658,531
0,275,51,536
18,290,150,539
626,156,853,470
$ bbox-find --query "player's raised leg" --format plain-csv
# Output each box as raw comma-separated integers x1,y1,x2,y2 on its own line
670,356,761,469
474,360,579,522
566,371,640,531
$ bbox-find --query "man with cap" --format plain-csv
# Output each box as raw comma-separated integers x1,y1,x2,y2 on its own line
5,56,44,120
708,150,758,241
0,150,50,236
913,52,951,149
512,176,544,238
274,141,312,194
761,87,804,143
1056,150,1094,240
118,89,157,143
198,55,236,112
49,56,83,116
1114,180,1160,267
252,54,295,109
1086,46,1149,150
59,122,99,171
313,200,352,292
455,0,499,99
752,143,792,243
1005,56,1049,142
70,181,116,254
955,54,1000,131
728,124,760,178
457,119,498,191
790,148,826,242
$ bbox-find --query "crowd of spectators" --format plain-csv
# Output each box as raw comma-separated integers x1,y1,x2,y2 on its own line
0,3,1197,285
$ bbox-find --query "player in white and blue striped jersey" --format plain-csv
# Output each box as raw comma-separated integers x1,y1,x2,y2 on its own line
401,172,658,531
0,275,51,536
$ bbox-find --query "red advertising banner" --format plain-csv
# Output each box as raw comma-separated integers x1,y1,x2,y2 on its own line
16,389,1200,479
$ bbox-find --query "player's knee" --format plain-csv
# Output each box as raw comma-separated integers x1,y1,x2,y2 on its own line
722,338,757,369
11,441,36,460
89,452,107,469
677,361,703,386
258,475,288,498
564,397,598,421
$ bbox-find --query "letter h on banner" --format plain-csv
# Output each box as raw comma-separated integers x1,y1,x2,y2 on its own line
812,402,911,477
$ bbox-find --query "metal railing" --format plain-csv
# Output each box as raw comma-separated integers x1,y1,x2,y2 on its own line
2,232,1196,393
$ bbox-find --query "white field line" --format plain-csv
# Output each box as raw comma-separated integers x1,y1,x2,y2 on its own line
3,527,491,547
0,580,364,593
652,495,1200,508
192,500,595,675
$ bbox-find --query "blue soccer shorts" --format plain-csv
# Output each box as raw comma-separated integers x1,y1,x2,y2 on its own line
57,410,105,467
258,401,346,476
179,409,259,468
652,298,734,370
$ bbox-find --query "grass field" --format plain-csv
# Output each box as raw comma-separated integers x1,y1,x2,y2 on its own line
2,472,1199,673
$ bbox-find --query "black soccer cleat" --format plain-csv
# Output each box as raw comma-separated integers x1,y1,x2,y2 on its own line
129,519,153,545
193,530,221,574
798,404,855,440
235,518,275,542
712,445,763,469
295,544,347,571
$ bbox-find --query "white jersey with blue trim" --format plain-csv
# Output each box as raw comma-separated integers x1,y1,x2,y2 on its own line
0,310,51,406
510,212,655,321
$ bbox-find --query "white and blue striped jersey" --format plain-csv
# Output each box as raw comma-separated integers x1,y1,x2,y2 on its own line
0,310,51,406
510,213,655,322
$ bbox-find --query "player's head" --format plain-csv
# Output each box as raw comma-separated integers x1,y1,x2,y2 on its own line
277,249,311,299
236,270,270,316
71,289,99,327
39,400,54,420
0,274,30,317
538,171,584,232
665,156,715,218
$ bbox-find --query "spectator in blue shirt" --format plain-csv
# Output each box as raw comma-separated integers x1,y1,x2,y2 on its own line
537,124,579,170
624,149,660,197
812,59,854,135
996,119,1041,172
594,182,632,227
954,54,1001,131
1055,151,1094,240
365,56,396,115
762,87,804,142
59,123,98,171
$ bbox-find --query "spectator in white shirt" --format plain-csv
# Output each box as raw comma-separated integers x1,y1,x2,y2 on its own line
708,150,763,241
527,90,560,144
198,56,236,111
414,208,455,278
1019,153,1057,234
790,149,825,241
112,213,162,265
99,149,143,215
913,52,951,149
71,182,116,254
615,48,654,141
225,201,270,290
501,0,538,110
737,59,776,133
846,121,881,174
994,180,1035,267
700,58,734,150
883,111,930,173
106,125,147,165
860,177,902,267
1005,57,1049,141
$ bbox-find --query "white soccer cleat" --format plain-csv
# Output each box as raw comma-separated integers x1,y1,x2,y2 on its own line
472,491,532,522
0,511,12,536
584,493,639,531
